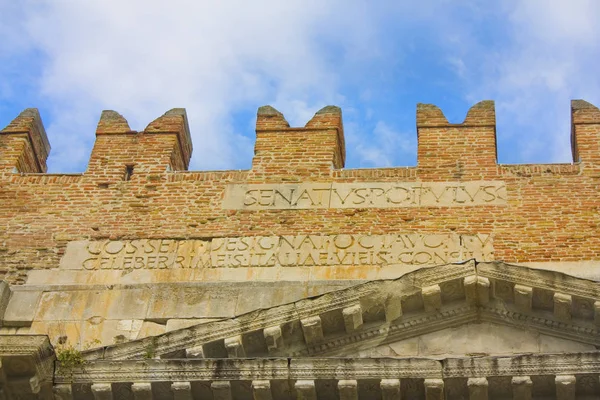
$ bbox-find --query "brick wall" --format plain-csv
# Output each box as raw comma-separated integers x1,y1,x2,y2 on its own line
0,100,599,284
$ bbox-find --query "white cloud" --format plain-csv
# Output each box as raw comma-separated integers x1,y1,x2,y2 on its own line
509,0,600,45
453,0,600,163
2,0,386,171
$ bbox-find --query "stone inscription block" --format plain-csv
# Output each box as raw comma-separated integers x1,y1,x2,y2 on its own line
222,181,507,210
60,233,493,271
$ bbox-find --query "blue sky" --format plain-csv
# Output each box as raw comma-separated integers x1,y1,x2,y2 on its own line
1,1,600,172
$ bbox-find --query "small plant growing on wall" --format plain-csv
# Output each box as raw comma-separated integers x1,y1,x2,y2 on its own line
55,338,101,382
55,344,84,382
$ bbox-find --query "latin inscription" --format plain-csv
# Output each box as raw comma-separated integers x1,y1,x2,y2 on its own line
221,182,507,210
61,234,493,271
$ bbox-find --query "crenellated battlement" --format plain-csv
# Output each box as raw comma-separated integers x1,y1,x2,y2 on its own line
1,100,600,284
416,101,498,180
2,100,598,181
85,108,193,180
0,108,50,173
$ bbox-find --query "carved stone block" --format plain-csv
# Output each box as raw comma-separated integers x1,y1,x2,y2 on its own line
422,285,442,312
553,293,572,322
91,383,113,400
467,377,488,400
424,379,444,400
338,380,358,400
342,305,363,333
301,316,324,345
131,383,153,400
263,326,284,354
380,379,401,400
511,376,532,400
464,276,490,305
252,380,273,400
224,336,246,358
171,382,192,400
513,285,533,313
295,380,317,400
555,375,576,400
384,295,403,322
211,381,232,400
185,345,204,358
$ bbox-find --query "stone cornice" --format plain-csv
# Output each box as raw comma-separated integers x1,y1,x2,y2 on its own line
55,352,600,384
82,261,600,362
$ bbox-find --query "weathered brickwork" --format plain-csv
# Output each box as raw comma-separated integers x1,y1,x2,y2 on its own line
0,100,599,284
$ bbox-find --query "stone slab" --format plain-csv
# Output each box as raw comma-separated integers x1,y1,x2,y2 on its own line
26,264,422,287
146,285,239,320
58,233,493,271
105,289,152,320
222,181,507,210
3,291,42,327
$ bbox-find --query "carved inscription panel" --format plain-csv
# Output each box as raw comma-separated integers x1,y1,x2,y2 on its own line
60,234,493,270
222,182,507,210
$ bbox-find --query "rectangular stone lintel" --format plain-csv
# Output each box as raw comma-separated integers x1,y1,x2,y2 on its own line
424,379,444,400
511,376,532,400
555,375,576,400
263,326,284,354
301,316,324,345
384,295,403,322
380,379,401,400
171,382,192,400
422,285,442,312
53,384,73,400
91,383,113,400
295,380,317,400
224,335,246,358
131,383,153,400
185,345,204,359
342,305,363,333
553,293,572,322
467,377,488,400
513,285,533,313
252,380,273,400
211,381,232,400
464,276,490,305
338,380,358,400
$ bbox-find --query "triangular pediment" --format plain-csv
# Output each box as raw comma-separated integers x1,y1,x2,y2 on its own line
349,322,596,359
81,260,600,362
